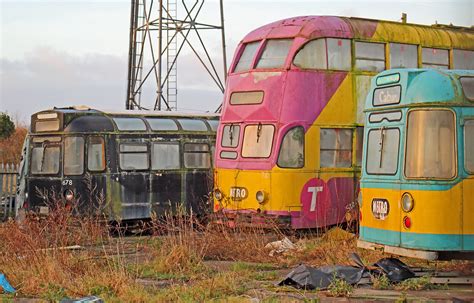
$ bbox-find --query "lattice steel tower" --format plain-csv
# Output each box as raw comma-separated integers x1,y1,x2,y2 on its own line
126,0,227,111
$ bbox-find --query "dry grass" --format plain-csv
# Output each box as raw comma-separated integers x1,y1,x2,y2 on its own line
0,126,27,164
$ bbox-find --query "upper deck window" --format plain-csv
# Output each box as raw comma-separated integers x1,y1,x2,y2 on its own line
389,43,418,68
221,124,240,148
146,118,179,131
64,136,84,175
256,39,293,69
320,128,352,168
366,128,400,175
460,77,474,101
293,38,351,71
241,124,274,158
421,47,449,69
355,42,385,72
230,91,264,105
177,119,208,131
453,49,474,70
233,41,260,72
113,118,147,131
277,126,304,168
405,110,455,179
31,143,61,175
465,120,474,173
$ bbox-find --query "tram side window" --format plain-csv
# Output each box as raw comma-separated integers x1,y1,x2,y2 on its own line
293,38,351,70
64,137,84,175
184,143,210,168
355,42,385,72
465,120,474,173
389,43,418,68
366,128,399,175
31,145,60,174
119,143,149,170
113,118,147,131
88,137,105,171
152,143,180,170
421,48,449,69
221,124,240,148
277,126,304,168
256,39,293,69
460,77,474,101
241,124,275,158
233,41,260,72
405,110,455,179
320,128,352,168
355,127,364,166
453,50,474,70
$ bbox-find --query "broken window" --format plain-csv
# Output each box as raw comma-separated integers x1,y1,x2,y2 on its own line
320,128,352,168
277,126,304,168
241,124,275,158
64,136,84,175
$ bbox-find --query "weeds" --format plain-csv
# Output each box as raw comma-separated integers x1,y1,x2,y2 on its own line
395,276,446,291
327,274,353,297
372,274,391,290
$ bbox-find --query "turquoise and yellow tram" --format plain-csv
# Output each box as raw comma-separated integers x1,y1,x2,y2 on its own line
358,69,474,260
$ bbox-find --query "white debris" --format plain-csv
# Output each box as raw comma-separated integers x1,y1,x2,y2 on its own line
265,237,296,257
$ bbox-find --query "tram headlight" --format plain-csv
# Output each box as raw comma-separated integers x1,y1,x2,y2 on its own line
401,192,414,213
214,189,223,201
64,189,74,202
256,190,267,204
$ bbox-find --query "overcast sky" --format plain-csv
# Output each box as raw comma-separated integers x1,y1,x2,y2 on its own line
1,0,473,123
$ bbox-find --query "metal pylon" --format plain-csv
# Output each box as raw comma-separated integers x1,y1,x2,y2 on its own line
126,0,227,111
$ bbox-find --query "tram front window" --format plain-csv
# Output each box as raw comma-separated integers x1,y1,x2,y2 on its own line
405,110,456,179
31,144,60,174
241,124,275,158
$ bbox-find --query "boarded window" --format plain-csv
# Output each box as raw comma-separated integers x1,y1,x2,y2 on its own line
405,110,455,178
355,42,385,72
119,143,149,170
31,145,60,175
320,128,352,168
233,41,260,72
453,49,474,70
177,119,208,131
277,127,304,168
256,39,293,69
113,118,147,131
293,38,351,70
230,91,264,105
390,43,418,68
460,77,474,101
221,124,240,147
242,124,275,158
64,137,84,175
465,120,474,173
152,143,180,170
366,128,400,175
88,136,105,171
421,47,449,69
184,143,210,168
146,118,178,131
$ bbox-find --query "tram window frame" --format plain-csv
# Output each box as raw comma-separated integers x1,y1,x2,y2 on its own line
151,142,180,170
354,41,386,72
421,47,449,69
31,143,61,175
355,127,364,167
221,124,241,148
460,77,474,102
277,126,305,169
145,118,179,131
292,38,351,71
404,109,456,180
233,41,261,72
453,49,474,70
207,119,219,131
119,143,149,171
230,91,264,105
320,128,353,168
220,151,238,159
183,143,211,169
372,85,402,107
87,136,106,172
241,124,275,158
113,117,147,131
256,39,293,69
64,136,85,176
177,119,208,132
389,43,418,68
465,119,474,174
365,127,400,175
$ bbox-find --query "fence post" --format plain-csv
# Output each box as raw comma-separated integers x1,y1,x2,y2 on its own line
0,162,19,221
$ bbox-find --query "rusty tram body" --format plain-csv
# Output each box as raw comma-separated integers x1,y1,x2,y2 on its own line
16,106,219,221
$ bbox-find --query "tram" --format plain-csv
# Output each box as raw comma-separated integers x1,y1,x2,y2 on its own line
16,106,219,222
358,69,474,260
212,15,474,229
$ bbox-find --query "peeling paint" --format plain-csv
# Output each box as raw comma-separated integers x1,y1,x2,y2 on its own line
253,72,282,83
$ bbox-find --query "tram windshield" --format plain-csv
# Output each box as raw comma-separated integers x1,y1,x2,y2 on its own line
31,142,61,175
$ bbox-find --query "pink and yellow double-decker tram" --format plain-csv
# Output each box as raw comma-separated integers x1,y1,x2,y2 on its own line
213,16,474,229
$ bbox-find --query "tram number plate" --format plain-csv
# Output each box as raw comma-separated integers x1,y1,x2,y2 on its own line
230,187,248,200
371,198,389,220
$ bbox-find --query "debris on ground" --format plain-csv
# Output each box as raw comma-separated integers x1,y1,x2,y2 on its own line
278,253,418,290
0,273,15,293
60,296,104,303
264,237,297,256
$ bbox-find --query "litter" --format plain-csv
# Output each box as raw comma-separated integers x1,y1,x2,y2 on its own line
60,296,104,303
0,273,15,294
374,257,415,282
265,237,297,256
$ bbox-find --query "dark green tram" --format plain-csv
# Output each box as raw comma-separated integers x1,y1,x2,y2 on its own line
16,106,219,221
